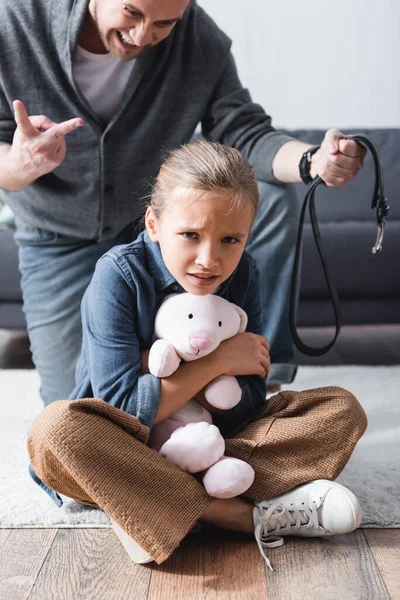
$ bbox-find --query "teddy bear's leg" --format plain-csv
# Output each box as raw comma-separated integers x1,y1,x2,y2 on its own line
159,421,225,473
149,399,212,452
202,456,255,499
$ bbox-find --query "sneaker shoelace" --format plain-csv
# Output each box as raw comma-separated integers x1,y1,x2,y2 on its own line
254,499,323,571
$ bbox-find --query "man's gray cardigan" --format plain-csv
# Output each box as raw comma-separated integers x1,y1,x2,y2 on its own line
0,0,294,240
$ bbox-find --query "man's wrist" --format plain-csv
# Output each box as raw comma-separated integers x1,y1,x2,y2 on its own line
0,148,29,192
309,149,320,180
299,145,320,184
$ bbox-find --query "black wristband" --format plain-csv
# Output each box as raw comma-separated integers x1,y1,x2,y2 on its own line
299,145,320,185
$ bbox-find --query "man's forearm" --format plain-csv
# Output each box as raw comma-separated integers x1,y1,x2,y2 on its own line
272,140,315,183
0,145,27,191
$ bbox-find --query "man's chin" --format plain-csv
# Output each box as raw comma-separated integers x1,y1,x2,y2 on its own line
113,47,144,60
111,41,151,61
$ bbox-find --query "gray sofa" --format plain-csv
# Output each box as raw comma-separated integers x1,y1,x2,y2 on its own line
1,128,399,332
0,227,24,330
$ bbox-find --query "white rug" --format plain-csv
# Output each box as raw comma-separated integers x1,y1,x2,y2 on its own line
0,367,399,529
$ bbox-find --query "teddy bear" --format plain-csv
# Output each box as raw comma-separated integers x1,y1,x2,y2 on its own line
147,293,255,499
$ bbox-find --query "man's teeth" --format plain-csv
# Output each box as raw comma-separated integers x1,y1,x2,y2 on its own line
118,31,134,45
194,274,214,279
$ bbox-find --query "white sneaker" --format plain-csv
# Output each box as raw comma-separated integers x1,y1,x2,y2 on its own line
110,517,153,564
253,480,362,571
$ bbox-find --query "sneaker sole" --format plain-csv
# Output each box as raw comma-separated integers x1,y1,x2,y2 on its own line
110,517,153,564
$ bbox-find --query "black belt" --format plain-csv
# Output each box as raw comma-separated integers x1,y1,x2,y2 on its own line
289,135,390,356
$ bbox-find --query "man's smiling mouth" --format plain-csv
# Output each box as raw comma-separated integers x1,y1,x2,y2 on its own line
117,30,136,46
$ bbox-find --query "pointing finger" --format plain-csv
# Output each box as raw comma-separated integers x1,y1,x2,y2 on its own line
45,118,84,140
13,100,38,139
29,115,59,132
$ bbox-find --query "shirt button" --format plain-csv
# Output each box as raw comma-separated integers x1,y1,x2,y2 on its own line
172,285,179,291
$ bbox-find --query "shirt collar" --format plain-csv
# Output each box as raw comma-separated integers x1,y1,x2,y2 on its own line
143,230,184,292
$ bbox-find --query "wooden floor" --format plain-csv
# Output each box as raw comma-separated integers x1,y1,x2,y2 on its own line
0,527,399,600
1,326,400,599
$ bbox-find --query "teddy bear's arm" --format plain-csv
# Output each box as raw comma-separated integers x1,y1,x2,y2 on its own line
204,375,242,409
148,339,181,378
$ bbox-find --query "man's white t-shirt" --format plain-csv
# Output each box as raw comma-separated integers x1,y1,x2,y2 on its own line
73,45,135,123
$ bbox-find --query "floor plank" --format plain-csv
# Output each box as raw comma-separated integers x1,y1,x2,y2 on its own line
29,528,151,600
0,529,57,600
1,528,399,599
148,528,267,600
364,529,400,599
263,531,389,600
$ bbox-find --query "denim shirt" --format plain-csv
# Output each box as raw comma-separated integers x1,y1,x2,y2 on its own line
30,230,268,505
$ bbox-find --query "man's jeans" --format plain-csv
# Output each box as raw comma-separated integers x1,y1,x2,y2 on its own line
247,181,300,387
15,181,299,406
15,223,135,405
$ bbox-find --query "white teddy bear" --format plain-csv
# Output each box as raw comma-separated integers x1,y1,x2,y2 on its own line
148,293,255,499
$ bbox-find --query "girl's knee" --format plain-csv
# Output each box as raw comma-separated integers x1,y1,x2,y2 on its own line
333,387,368,438
27,400,74,475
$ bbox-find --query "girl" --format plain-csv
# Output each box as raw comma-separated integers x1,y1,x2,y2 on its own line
28,142,367,571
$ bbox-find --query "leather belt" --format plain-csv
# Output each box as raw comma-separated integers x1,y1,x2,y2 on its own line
289,135,390,356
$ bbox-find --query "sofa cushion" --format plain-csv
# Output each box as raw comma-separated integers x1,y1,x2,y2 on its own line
0,230,22,301
288,129,400,221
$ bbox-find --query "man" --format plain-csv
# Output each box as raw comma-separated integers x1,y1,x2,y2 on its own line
0,0,365,405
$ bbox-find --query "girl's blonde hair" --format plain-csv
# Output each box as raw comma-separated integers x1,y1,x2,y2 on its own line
150,141,259,218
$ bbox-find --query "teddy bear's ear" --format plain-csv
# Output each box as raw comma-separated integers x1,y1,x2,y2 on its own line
232,304,248,333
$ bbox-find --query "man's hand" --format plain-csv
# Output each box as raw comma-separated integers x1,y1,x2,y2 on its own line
7,100,83,189
310,128,367,187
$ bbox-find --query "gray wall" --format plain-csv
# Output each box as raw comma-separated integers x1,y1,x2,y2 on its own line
198,0,400,129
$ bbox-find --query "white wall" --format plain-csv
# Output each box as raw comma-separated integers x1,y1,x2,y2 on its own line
198,0,400,129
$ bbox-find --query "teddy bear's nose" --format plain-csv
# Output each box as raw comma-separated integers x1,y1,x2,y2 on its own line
190,337,212,351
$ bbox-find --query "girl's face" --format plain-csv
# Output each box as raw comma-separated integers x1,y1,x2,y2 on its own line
145,187,255,295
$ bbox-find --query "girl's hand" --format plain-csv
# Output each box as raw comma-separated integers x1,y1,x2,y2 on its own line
214,332,270,379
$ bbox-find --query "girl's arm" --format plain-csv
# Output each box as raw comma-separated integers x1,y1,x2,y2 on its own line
81,255,230,428
201,260,269,437
154,356,223,424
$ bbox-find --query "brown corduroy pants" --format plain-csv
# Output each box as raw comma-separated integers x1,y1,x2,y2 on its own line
27,386,367,564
